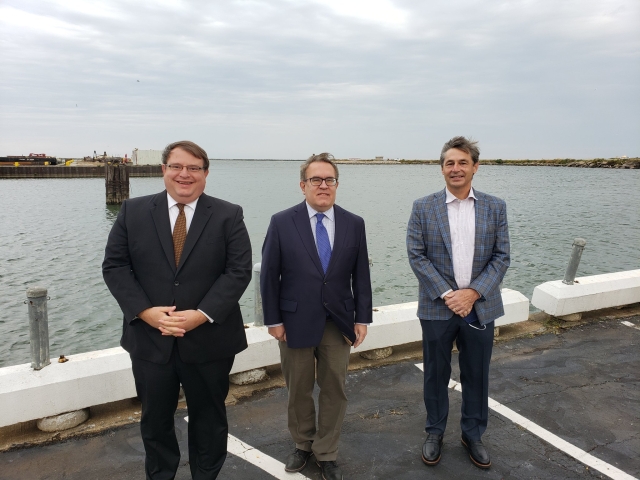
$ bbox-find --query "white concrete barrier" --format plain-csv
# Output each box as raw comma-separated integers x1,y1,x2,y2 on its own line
531,270,640,317
0,290,529,428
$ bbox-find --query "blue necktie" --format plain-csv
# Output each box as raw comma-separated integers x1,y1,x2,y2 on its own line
315,213,332,274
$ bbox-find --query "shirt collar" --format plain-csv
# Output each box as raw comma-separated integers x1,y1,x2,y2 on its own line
445,187,477,204
167,192,199,211
306,202,335,222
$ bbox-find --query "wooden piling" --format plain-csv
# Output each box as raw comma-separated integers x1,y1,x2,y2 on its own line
105,163,130,205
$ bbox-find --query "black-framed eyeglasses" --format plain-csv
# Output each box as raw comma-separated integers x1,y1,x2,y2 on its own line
305,177,338,186
165,164,205,173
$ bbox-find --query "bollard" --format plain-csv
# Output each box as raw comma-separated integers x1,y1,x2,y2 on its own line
253,263,263,326
27,287,50,370
562,238,587,285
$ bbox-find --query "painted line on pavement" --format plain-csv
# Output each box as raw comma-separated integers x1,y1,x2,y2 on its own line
415,363,637,480
621,320,640,331
184,416,310,480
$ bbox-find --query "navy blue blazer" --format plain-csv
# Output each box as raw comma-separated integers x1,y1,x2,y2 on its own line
407,188,510,325
260,201,373,348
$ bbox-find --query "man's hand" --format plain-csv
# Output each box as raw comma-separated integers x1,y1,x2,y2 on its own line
444,289,480,318
268,325,287,342
138,306,178,330
353,324,368,348
158,309,208,337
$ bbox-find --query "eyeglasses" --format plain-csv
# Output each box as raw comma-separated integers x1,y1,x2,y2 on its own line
165,164,205,173
305,177,338,186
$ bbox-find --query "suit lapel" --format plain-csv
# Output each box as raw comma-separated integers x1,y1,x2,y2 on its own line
150,192,176,273
473,190,486,278
177,194,213,272
327,205,347,274
435,189,453,259
292,201,325,276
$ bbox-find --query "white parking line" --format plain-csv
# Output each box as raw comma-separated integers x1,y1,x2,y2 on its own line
621,320,640,331
184,416,310,480
415,363,638,480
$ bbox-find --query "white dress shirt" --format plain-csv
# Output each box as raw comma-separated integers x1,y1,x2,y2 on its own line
441,187,477,298
167,193,214,323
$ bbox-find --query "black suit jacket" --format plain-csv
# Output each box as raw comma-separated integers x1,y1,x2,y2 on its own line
260,201,372,348
103,191,252,364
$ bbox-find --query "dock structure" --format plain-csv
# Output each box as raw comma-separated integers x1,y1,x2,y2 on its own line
104,163,129,205
0,165,162,178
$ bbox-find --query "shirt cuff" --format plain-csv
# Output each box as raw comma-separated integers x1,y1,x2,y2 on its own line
267,323,283,327
198,309,214,323
440,289,453,299
355,323,369,326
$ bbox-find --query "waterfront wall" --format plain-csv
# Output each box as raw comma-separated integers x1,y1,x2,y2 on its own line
0,289,529,428
0,165,162,179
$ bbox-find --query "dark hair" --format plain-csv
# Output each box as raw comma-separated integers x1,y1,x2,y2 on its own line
440,136,480,166
162,140,210,170
299,153,339,182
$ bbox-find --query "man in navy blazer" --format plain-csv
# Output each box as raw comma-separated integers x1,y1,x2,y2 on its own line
103,141,252,479
407,136,510,469
261,153,372,480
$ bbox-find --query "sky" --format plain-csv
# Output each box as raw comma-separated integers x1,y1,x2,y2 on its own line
1,0,638,159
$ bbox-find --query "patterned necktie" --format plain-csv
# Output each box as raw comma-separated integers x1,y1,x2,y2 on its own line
173,204,187,266
315,213,332,274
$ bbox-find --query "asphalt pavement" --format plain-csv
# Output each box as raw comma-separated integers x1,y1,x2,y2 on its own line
2,316,638,480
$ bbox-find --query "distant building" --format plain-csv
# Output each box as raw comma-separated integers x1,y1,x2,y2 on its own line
132,149,163,165
375,156,384,161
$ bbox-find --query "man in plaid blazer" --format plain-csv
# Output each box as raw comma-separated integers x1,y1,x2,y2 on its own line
407,136,510,470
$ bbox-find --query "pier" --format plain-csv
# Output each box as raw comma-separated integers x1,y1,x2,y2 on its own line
1,269,639,479
0,165,162,178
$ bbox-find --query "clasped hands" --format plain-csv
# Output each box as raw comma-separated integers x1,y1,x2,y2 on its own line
444,289,480,318
138,306,207,337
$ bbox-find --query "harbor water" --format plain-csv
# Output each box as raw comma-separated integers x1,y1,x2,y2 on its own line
0,162,638,368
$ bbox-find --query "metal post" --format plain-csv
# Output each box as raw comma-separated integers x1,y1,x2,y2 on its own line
253,263,263,326
27,287,50,370
562,238,587,285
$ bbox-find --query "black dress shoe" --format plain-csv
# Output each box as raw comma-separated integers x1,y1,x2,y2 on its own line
421,433,443,466
461,434,491,469
316,460,343,480
285,448,313,472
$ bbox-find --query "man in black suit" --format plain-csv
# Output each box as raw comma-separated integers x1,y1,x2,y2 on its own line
260,153,372,480
103,140,252,480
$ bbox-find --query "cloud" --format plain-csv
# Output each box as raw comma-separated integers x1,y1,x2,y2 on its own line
0,0,638,158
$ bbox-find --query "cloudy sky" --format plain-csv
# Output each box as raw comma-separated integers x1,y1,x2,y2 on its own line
1,0,638,159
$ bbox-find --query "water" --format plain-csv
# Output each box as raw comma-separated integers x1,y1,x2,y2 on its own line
1,163,638,368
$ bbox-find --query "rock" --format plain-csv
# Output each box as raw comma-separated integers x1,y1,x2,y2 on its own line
229,368,269,385
37,409,90,432
359,347,393,360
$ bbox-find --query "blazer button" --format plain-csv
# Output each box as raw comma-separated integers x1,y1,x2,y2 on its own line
323,302,328,306
323,281,328,285
174,281,179,286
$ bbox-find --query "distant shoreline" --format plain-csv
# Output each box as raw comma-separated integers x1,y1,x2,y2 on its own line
1,158,638,179
333,158,640,169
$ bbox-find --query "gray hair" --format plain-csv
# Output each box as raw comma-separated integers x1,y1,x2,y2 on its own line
299,153,339,181
440,136,480,166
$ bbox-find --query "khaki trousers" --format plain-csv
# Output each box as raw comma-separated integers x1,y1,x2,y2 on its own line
279,321,351,461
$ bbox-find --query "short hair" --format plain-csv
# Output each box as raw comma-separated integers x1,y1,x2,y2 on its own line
299,153,339,182
440,136,480,166
162,140,210,170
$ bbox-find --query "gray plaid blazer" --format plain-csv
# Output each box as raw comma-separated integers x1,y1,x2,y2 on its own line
406,188,510,325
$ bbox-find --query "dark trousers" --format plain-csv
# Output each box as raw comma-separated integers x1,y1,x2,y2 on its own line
420,313,494,441
131,346,234,480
